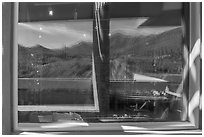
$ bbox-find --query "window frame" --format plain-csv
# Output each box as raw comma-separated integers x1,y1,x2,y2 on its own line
2,2,202,134
16,3,100,112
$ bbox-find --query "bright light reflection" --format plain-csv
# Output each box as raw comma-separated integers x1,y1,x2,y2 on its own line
20,132,47,135
41,121,89,129
49,10,53,16
121,125,146,130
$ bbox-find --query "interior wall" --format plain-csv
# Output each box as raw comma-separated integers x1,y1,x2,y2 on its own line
2,2,13,135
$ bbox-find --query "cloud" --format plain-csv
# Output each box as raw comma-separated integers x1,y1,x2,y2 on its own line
18,23,51,34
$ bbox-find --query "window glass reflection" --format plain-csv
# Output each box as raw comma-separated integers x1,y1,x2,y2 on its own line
18,20,93,105
110,18,182,81
109,2,184,122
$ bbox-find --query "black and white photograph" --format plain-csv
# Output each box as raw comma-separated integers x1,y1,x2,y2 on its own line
2,1,202,135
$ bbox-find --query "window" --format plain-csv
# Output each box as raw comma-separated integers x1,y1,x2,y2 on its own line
3,2,201,134
108,3,184,122
17,3,100,124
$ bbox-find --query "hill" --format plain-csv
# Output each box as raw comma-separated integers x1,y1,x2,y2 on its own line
18,42,92,78
110,27,182,58
109,27,183,80
18,27,183,79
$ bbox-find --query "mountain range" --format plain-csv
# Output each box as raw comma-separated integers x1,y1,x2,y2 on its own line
110,27,182,57
18,27,183,79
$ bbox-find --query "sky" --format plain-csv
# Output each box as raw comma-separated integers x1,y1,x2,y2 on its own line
110,18,179,37
18,18,179,49
18,20,93,49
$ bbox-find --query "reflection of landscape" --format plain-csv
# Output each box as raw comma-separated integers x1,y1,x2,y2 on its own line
18,21,95,106
110,27,183,81
108,26,183,122
18,41,94,105
18,78,93,105
18,23,183,122
18,42,92,78
19,27,183,81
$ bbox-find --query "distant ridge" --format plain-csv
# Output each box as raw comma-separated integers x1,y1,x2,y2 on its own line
18,27,182,78
110,27,182,57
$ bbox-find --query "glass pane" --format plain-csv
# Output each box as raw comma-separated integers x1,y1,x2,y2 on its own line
109,2,184,122
18,3,95,107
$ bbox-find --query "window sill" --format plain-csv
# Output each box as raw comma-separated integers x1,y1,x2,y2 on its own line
14,121,201,135
17,130,202,135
